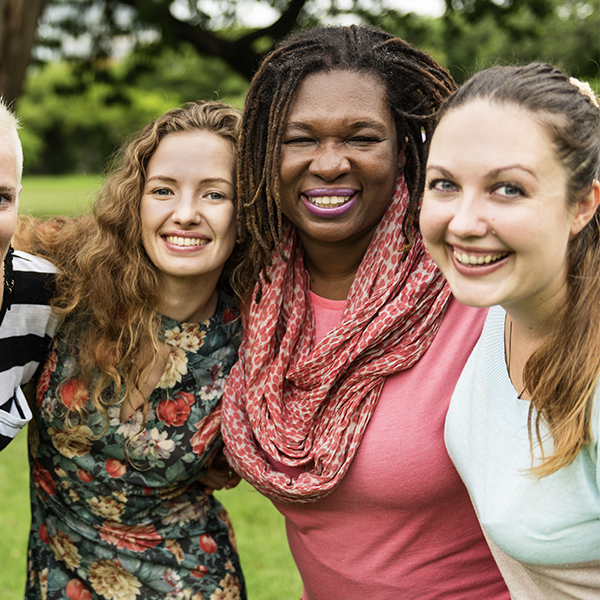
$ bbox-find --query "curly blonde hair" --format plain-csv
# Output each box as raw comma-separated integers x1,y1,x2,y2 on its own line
18,101,242,425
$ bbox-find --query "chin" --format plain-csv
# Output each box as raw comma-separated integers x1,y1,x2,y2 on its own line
447,287,497,309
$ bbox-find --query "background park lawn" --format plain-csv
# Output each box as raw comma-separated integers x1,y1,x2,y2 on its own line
0,174,302,600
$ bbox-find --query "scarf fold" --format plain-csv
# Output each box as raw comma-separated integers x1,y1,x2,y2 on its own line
222,175,451,503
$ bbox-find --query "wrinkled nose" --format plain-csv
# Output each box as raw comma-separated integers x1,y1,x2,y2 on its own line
308,142,351,181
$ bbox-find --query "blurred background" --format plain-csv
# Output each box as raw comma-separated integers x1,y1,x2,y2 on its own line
1,0,598,179
0,1,598,598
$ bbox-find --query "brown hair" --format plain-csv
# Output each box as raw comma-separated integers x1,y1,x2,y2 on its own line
234,24,456,300
437,63,600,476
17,101,242,426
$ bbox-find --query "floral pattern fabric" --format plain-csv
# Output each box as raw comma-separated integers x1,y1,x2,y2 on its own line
27,292,246,600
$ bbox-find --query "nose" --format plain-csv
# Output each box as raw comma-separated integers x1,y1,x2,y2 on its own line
447,194,489,239
172,191,201,226
308,141,351,181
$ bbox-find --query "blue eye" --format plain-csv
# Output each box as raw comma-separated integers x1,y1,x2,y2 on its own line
429,179,457,192
207,192,226,201
495,183,524,198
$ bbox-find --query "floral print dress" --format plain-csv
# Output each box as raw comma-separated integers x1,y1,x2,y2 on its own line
27,292,246,600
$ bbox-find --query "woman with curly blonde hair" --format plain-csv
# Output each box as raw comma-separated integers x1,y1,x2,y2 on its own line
21,101,247,600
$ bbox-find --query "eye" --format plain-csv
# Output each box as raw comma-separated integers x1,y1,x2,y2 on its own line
493,183,525,198
283,136,315,146
347,136,382,146
206,191,227,201
0,192,15,206
428,178,457,192
151,187,173,197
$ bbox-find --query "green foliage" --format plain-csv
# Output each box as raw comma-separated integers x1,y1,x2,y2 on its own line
365,0,599,84
16,0,599,175
16,46,248,175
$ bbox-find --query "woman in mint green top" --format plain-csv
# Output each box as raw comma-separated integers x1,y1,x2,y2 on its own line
421,63,600,598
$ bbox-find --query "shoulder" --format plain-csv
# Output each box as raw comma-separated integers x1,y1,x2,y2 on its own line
13,251,56,275
11,251,56,307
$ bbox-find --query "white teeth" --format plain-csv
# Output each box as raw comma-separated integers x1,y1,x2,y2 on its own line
453,249,508,265
165,236,208,247
310,196,351,207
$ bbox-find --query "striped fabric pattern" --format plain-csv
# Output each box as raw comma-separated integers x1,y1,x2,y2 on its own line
0,251,58,450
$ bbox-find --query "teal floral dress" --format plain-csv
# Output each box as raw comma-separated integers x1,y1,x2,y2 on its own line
26,292,246,600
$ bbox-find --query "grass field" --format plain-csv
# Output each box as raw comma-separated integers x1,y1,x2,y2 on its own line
0,174,302,599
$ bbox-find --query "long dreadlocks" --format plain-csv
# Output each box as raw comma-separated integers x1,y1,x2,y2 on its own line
235,24,456,301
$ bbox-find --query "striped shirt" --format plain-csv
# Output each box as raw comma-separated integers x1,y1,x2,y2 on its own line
0,251,58,450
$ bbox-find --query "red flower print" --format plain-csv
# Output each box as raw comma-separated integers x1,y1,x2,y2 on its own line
33,460,56,496
190,410,221,457
105,458,126,478
60,379,89,410
66,579,92,600
199,534,217,554
156,392,194,427
39,523,50,544
98,522,162,552
77,469,94,483
191,565,209,578
223,308,236,323
36,348,57,408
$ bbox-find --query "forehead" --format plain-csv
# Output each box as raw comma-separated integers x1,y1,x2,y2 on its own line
430,100,559,170
148,130,235,173
0,132,19,188
286,69,392,126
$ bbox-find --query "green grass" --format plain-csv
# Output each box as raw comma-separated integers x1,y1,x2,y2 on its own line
0,174,302,599
20,173,103,217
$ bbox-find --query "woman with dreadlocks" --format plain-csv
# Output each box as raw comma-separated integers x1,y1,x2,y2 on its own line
221,25,509,599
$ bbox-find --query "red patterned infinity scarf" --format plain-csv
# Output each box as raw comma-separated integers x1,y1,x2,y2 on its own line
222,175,450,503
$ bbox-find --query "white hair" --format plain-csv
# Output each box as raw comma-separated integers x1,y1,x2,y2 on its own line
0,98,23,184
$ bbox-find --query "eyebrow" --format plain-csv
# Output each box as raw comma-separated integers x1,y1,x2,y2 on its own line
488,165,537,179
426,164,538,179
285,119,387,131
146,176,233,186
0,185,16,195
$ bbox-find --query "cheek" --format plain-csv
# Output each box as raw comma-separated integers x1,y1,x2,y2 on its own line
0,209,18,241
217,205,238,242
419,201,446,246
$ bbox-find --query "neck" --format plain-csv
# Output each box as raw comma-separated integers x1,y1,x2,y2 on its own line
504,296,565,399
158,275,220,323
299,230,374,301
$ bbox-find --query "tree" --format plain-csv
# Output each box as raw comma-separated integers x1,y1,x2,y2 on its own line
0,0,49,103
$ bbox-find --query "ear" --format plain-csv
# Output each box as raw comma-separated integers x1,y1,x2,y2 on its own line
571,180,600,235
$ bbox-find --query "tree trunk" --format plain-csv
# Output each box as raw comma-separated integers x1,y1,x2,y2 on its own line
0,0,49,104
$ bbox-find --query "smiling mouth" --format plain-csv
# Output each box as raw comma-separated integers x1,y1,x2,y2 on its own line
164,236,209,247
453,249,509,265
309,195,352,208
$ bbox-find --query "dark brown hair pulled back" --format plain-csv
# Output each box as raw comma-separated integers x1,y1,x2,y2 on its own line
437,63,600,476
